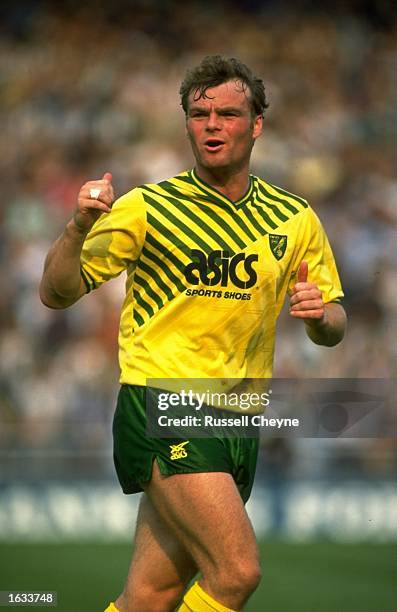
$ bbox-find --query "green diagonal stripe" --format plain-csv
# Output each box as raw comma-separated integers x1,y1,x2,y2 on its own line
136,258,174,302
250,201,278,230
147,211,191,257
156,181,259,247
142,244,186,293
172,175,195,187
239,182,268,234
190,169,254,209
178,174,235,212
145,232,187,274
238,200,269,236
267,182,308,208
133,309,145,327
195,200,252,247
133,272,164,310
133,288,154,319
224,206,258,242
145,184,240,251
169,174,276,235
255,187,289,223
143,192,214,254
160,178,225,207
257,182,299,214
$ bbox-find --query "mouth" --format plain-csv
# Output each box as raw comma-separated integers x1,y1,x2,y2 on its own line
204,139,225,152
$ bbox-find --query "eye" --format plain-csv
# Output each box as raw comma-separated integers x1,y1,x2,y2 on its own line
222,111,240,117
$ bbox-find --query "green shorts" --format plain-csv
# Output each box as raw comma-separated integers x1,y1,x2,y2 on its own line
113,384,259,503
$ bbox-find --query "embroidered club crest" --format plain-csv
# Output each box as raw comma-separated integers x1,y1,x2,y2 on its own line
269,234,287,260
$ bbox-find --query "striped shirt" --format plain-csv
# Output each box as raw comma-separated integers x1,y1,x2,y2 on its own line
81,169,343,388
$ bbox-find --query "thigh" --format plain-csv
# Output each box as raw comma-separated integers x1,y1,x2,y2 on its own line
123,493,197,605
144,461,259,576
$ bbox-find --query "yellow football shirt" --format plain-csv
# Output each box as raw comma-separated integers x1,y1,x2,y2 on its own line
80,169,343,390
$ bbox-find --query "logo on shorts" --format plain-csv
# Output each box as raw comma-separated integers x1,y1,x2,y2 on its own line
170,441,190,460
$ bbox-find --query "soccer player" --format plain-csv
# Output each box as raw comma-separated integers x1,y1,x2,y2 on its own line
39,56,346,611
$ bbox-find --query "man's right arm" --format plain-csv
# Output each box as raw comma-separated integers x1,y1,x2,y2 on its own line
39,172,114,309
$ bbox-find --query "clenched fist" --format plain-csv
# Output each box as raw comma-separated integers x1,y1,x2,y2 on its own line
73,172,115,233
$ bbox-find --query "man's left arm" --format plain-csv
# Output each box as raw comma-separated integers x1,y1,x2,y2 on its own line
289,261,347,347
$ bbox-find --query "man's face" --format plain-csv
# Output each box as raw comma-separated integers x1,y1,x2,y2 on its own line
186,80,263,174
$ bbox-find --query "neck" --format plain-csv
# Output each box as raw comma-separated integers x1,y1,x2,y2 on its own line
194,164,251,202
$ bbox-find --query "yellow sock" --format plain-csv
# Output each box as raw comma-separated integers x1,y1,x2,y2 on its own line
179,581,237,611
104,604,119,612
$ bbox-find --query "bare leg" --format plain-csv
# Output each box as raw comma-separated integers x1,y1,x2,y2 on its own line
143,462,261,610
115,493,197,612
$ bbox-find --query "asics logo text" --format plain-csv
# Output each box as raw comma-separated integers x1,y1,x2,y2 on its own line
184,249,258,289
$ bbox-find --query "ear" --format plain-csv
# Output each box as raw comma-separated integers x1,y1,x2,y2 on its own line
252,114,263,140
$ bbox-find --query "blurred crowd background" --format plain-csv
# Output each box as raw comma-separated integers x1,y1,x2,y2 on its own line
0,0,396,488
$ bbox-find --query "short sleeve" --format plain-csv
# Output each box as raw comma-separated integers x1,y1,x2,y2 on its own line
288,206,344,304
80,188,146,292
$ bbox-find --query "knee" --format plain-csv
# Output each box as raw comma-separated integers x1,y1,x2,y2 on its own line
231,558,261,596
215,557,262,601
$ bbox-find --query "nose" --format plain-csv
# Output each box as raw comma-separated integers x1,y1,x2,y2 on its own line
206,111,221,131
